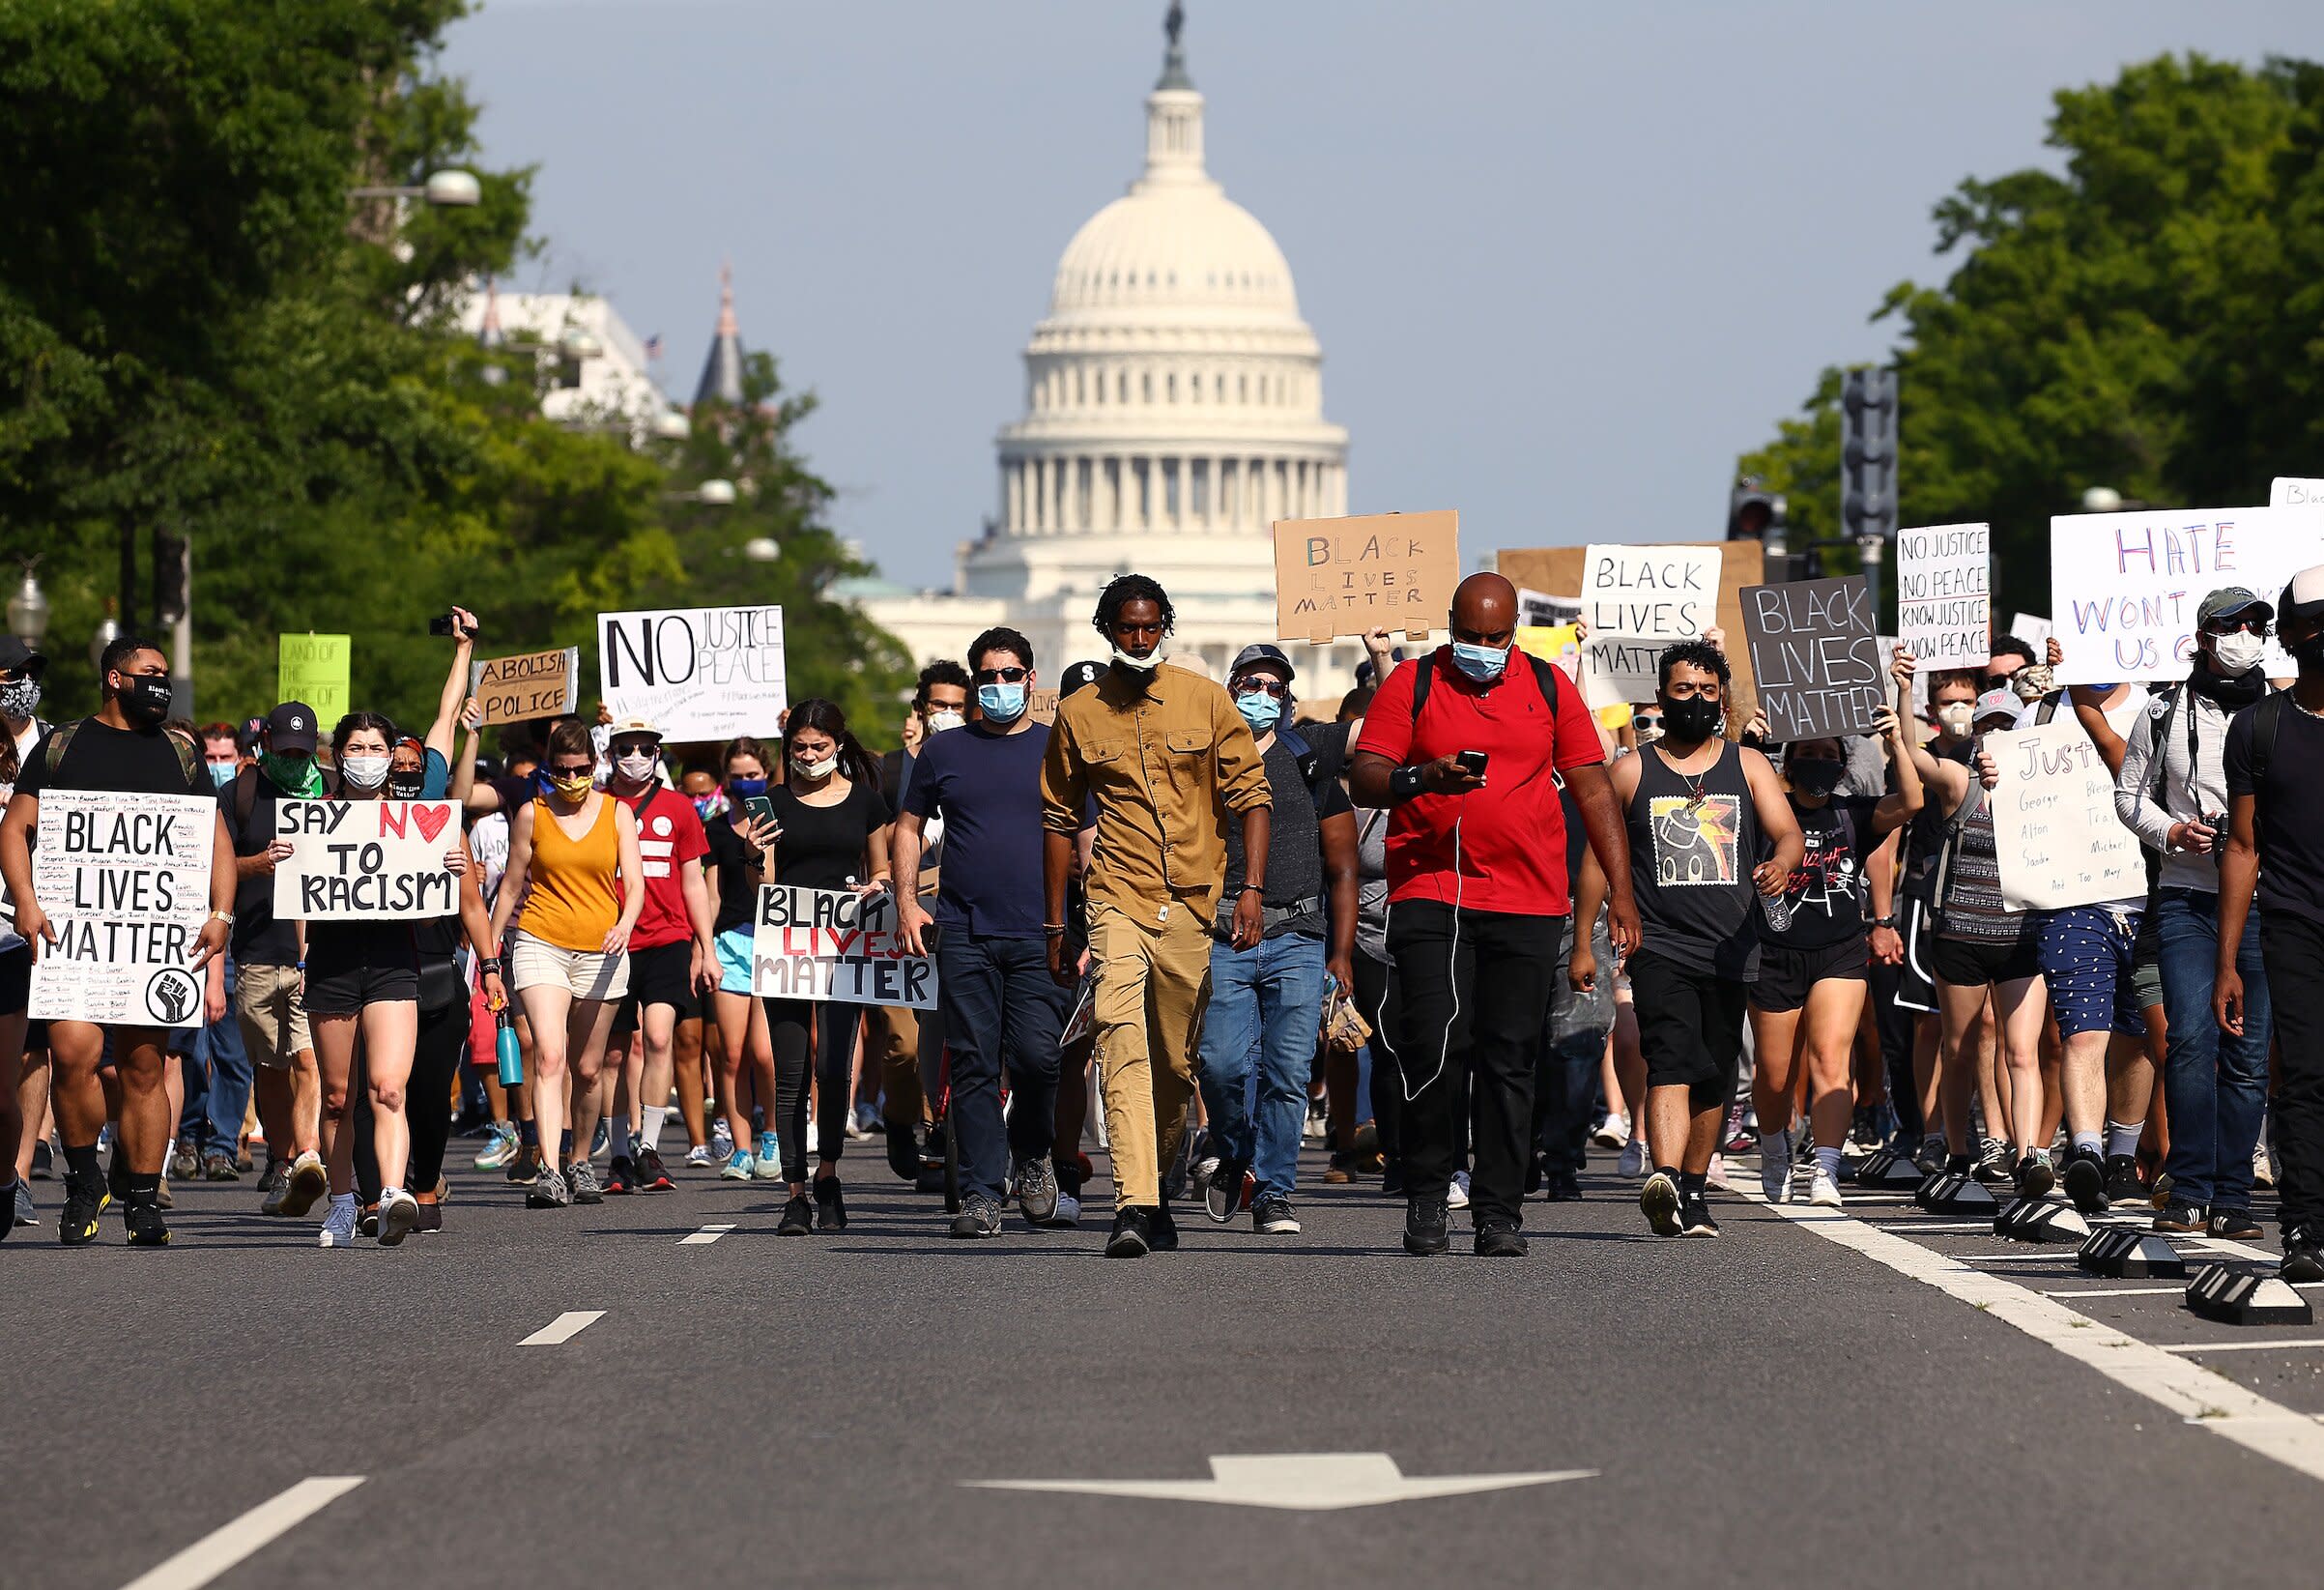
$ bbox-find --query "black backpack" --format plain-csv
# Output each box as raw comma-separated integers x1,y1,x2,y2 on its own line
1407,649,1564,727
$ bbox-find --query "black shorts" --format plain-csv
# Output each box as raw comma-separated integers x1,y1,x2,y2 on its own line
613,940,696,1038
303,925,420,1018
1629,947,1751,1113
1750,936,1868,1014
0,941,28,1019
1932,932,2043,991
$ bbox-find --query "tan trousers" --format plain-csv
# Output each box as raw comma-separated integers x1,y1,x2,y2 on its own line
1088,900,1212,1208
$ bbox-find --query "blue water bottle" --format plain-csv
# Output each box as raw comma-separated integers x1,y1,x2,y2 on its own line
496,1007,524,1086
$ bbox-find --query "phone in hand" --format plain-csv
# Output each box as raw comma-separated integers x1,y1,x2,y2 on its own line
742,795,778,829
427,614,459,637
1456,749,1489,777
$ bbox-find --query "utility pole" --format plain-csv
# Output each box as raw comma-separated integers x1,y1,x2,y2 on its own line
155,526,192,717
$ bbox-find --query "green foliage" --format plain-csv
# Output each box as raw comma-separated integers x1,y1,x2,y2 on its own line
0,0,910,748
1737,52,2324,617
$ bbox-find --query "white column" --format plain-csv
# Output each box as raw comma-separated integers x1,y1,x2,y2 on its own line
1005,460,1022,532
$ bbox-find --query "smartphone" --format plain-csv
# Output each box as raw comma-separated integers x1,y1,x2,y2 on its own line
427,614,458,637
742,795,778,829
1457,749,1489,777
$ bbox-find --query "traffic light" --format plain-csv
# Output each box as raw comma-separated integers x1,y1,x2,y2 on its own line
1728,475,1793,580
1841,367,1898,544
154,530,188,625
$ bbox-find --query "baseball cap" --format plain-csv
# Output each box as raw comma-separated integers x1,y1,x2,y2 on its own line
0,636,45,678
1228,643,1295,683
606,715,661,743
265,701,319,754
2280,564,2324,622
2196,586,2273,627
1059,660,1106,697
1972,688,2022,726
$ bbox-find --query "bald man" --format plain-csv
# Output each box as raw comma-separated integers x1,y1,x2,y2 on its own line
1350,573,1638,1257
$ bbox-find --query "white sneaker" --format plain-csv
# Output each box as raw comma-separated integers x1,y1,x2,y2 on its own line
684,1144,715,1170
710,1124,734,1161
318,1194,359,1248
1447,1171,1471,1210
1592,1113,1629,1151
378,1188,419,1246
2255,1141,2280,1188
1617,1139,1648,1178
1760,1128,1795,1202
1807,1168,1844,1208
1706,1153,1730,1192
1050,1192,1081,1229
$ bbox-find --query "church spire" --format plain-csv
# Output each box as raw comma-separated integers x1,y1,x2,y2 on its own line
694,261,746,407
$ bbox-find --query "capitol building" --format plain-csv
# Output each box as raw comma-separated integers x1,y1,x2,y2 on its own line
852,15,1382,698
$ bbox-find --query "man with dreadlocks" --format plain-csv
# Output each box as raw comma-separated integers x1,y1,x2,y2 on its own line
1040,574,1272,1258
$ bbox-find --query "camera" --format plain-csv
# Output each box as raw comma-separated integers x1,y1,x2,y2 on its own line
2203,811,2229,866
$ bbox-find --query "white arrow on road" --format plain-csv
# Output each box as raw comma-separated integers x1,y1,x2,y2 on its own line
964,1453,1596,1512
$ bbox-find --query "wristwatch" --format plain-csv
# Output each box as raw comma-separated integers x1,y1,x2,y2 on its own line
1389,766,1425,802
208,910,235,927
1871,915,1897,930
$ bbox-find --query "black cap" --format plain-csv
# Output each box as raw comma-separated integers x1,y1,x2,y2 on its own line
1228,643,1295,684
1060,660,1106,697
265,701,320,755
0,636,45,678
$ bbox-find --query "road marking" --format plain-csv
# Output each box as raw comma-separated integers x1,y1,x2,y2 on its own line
1755,1199,2324,1485
2161,1339,2324,1355
2046,1286,2187,1299
121,1476,364,1590
967,1453,1595,1512
519,1310,604,1345
1950,1252,2079,1263
679,1224,735,1245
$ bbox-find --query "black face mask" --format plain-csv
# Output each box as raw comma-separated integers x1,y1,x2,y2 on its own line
2296,633,2324,673
122,674,174,725
387,770,425,799
1658,693,1722,743
1788,757,1845,797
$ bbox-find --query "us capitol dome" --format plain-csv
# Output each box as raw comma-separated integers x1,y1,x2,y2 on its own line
851,7,1365,697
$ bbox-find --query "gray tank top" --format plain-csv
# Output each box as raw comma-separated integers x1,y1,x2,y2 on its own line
1626,739,1763,981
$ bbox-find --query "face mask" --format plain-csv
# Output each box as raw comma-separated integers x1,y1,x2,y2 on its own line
548,770,594,800
1936,703,1975,737
2213,631,2268,676
1633,720,1664,746
1449,641,1509,683
388,769,425,799
2011,665,2054,701
2295,632,2324,672
691,791,728,821
122,674,173,725
340,754,391,791
0,678,40,720
1109,646,1158,676
1788,757,1845,797
1235,690,1281,735
259,749,320,797
207,762,238,789
728,776,767,800
978,681,1027,723
615,750,657,782
925,709,964,735
792,752,839,781
1658,694,1722,743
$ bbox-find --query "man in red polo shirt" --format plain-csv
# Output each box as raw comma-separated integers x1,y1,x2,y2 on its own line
1350,572,1638,1258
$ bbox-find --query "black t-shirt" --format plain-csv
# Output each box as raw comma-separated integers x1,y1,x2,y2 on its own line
766,780,890,892
703,815,760,935
1767,795,1880,950
221,768,301,967
2225,697,2324,927
1222,732,1351,940
15,718,207,801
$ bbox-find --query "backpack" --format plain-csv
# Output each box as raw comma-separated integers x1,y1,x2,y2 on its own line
1407,649,1564,728
44,718,199,789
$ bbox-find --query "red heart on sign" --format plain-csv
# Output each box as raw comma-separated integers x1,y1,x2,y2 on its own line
410,802,450,843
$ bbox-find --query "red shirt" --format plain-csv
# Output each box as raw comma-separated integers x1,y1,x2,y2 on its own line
618,784,710,948
1353,649,1604,915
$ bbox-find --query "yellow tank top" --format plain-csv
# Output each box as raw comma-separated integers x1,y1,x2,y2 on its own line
522,794,622,952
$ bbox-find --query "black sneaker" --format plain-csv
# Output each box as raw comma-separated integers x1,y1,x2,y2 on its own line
637,1145,675,1191
2060,1147,2107,1214
1150,1200,1179,1252
1252,1192,1301,1234
2153,1200,2207,1233
506,1144,542,1186
1105,1206,1154,1258
2103,1153,2145,1204
605,1157,636,1196
2208,1207,2263,1241
1380,1158,1405,1197
1403,1197,1450,1257
30,1141,52,1180
1203,1159,1246,1225
813,1174,847,1230
1678,1191,1721,1237
1544,1169,1583,1201
415,1201,445,1233
1474,1220,1528,1258
2013,1152,2055,1199
2284,1228,2324,1284
1640,1171,1681,1237
125,1201,171,1247
949,1193,1002,1239
885,1120,921,1182
58,1177,106,1246
777,1194,815,1236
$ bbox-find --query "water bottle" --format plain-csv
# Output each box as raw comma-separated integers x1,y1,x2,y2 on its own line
496,1008,524,1086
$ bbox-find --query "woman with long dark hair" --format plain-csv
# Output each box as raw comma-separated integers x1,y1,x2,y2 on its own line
701,737,784,1181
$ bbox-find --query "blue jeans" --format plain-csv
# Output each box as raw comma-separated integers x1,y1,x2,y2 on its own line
935,933,1067,1204
2156,887,2269,1211
179,957,253,1157
1196,932,1328,1197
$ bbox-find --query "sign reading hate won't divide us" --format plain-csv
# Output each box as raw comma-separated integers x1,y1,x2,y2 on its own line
2048,506,2324,683
598,605,787,742
28,791,216,1026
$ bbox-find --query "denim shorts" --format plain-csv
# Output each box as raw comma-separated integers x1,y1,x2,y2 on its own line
2035,905,2147,1040
715,927,756,995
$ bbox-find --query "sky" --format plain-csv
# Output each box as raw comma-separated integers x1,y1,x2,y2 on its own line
444,1,2324,583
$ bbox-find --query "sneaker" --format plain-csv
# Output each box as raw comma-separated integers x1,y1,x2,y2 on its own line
378,1190,419,1246
753,1133,785,1180
319,1196,359,1247
2283,1228,2324,1285
1678,1192,1721,1237
2013,1150,2055,1199
1150,1201,1179,1252
1640,1171,1681,1237
1617,1139,1649,1179
257,1159,291,1215
2255,1141,2280,1189
637,1145,675,1191
848,1102,877,1142
169,1138,199,1180
197,1148,235,1182
1722,1103,1757,1154
777,1194,815,1235
526,1167,570,1209
1321,1153,1356,1185
1974,1140,2014,1185
949,1193,1002,1239
2104,1153,2145,1204
1913,1135,1948,1176
1105,1206,1154,1258
813,1175,847,1230
1403,1195,1450,1256
2060,1146,2107,1214
589,1121,610,1159
1806,1168,1844,1208
685,1143,716,1170
711,1123,735,1162
1592,1113,1629,1151
58,1176,106,1246
29,1141,51,1180
415,1200,444,1233
1380,1158,1406,1197
1546,1167,1583,1201
1705,1154,1729,1192
605,1157,636,1196
2208,1207,2264,1242
1015,1156,1058,1226
12,1180,35,1229
358,1205,380,1237
884,1120,921,1181
1203,1159,1247,1225
505,1144,543,1186
473,1125,518,1171
565,1160,603,1205
721,1151,755,1180
1049,1192,1082,1229
281,1151,329,1218
1447,1170,1472,1210
1760,1127,1795,1202
1850,1106,1883,1153
1473,1219,1527,1258
1252,1192,1301,1234
155,1175,173,1211
2153,1200,2207,1233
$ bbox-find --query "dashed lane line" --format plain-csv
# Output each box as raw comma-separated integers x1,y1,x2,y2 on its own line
2161,1339,2324,1355
679,1224,736,1245
519,1310,605,1345
120,1476,365,1590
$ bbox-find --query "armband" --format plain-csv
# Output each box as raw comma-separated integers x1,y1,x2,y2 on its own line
1389,766,1425,803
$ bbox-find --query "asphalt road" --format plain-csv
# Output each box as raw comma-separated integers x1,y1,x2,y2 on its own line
9,1142,2324,1590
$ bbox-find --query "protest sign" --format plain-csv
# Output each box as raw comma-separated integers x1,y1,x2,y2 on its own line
1516,624,1580,676
1985,718,2144,911
1577,543,1722,708
2009,613,2053,650
1739,577,1883,739
2271,478,2324,508
1895,522,1990,668
2049,506,2324,682
1516,588,1581,627
273,800,459,920
1272,510,1459,644
1498,541,1766,718
599,605,787,741
1025,687,1061,726
471,647,579,727
278,634,350,725
27,792,215,1026
750,883,936,1009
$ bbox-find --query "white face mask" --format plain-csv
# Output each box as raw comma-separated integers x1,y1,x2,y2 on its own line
2212,631,2268,677
1935,703,1974,737
615,750,657,782
791,751,839,781
340,753,391,791
1110,646,1158,675
925,709,964,735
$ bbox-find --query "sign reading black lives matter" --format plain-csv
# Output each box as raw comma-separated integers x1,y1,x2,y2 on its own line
273,800,460,920
599,605,786,742
28,792,216,1026
750,883,937,1010
1739,575,1884,739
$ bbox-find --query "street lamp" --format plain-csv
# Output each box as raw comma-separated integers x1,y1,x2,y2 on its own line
651,410,692,442
666,478,737,506
742,536,780,563
2081,486,2124,513
7,564,48,649
89,603,120,671
347,168,483,207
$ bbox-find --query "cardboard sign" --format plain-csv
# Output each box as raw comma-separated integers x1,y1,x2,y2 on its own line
1498,541,1766,722
599,605,787,741
2049,506,2324,682
1024,688,1061,727
471,647,580,727
273,800,459,920
1986,718,2144,911
1577,544,1723,708
2270,478,2324,508
1516,588,1581,627
1739,576,1883,740
749,883,936,1009
2009,613,2053,650
1272,509,1460,644
277,634,350,726
1895,522,1990,668
27,792,215,1026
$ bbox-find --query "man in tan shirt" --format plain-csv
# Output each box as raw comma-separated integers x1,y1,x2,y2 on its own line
1041,575,1272,1258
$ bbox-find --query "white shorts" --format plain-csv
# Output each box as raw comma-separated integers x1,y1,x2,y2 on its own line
510,931,629,1002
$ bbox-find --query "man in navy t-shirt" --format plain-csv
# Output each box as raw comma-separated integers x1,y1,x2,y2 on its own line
896,625,1072,1239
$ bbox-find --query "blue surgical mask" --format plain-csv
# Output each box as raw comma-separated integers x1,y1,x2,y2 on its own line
978,681,1027,723
1450,641,1509,683
208,761,238,789
728,776,768,800
1235,691,1281,735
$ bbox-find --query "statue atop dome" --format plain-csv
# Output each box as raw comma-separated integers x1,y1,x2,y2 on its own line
1157,1,1192,92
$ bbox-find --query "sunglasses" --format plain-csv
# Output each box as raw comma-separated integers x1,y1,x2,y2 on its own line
549,762,593,777
2203,616,2271,637
973,666,1028,684
1231,677,1290,698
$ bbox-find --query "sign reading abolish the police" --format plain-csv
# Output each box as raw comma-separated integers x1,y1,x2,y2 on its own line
1895,522,1990,667
1272,510,1459,645
750,883,936,1010
1578,543,1720,708
471,647,579,727
1740,575,1884,739
599,605,787,741
1986,718,2143,911
273,800,459,920
28,791,216,1026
